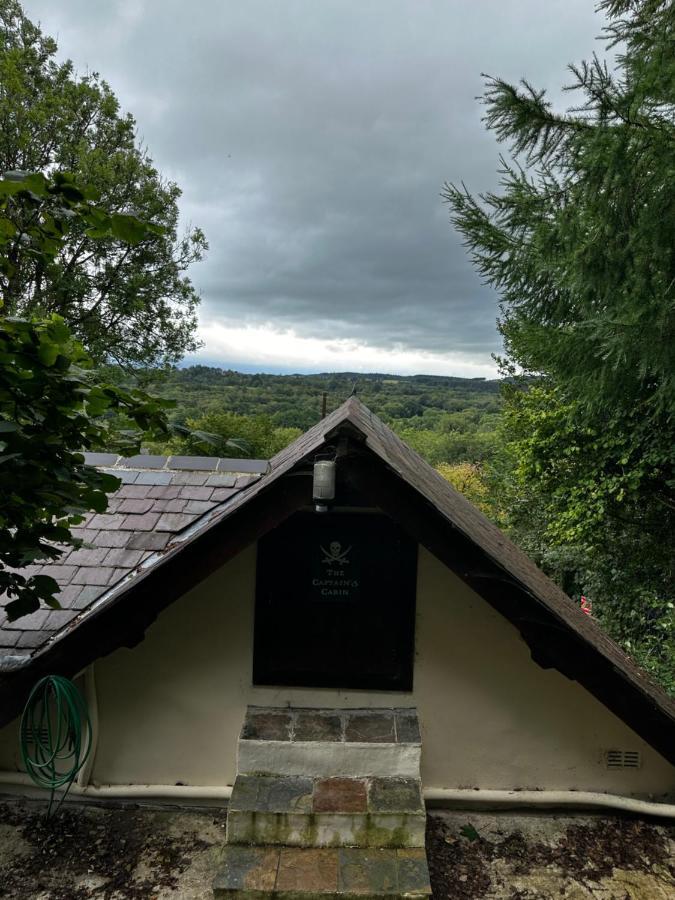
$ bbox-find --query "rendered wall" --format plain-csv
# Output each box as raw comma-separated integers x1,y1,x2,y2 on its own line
1,543,673,797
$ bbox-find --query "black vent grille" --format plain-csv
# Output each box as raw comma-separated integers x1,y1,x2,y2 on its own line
606,749,642,769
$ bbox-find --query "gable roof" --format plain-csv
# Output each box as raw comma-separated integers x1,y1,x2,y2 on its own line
0,397,674,764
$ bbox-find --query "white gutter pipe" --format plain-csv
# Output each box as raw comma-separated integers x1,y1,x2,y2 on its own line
423,788,675,820
0,775,672,818
0,774,232,801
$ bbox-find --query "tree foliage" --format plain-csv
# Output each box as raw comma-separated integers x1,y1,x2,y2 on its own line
435,462,491,516
444,0,674,690
0,171,171,620
0,0,207,368
153,410,302,460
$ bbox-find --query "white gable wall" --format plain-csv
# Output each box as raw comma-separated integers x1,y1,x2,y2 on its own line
1,543,673,798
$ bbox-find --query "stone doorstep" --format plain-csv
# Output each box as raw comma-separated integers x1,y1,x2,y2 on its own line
226,810,426,850
241,708,421,745
226,775,425,849
212,846,432,898
229,776,424,816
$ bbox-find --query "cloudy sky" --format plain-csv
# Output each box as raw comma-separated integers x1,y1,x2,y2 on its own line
24,0,605,376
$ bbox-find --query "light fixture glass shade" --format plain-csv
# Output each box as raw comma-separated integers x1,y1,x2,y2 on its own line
312,460,336,501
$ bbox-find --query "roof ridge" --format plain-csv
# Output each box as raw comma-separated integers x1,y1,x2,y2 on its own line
83,451,270,475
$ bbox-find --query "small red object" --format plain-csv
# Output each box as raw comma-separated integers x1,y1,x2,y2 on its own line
580,596,592,616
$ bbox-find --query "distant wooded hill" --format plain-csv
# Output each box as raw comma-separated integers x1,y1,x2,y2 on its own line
148,366,501,431
142,366,503,467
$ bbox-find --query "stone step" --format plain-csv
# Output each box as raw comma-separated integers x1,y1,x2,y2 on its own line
226,774,426,848
237,707,421,779
212,845,432,898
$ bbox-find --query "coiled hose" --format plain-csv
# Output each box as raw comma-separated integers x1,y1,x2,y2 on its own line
20,675,92,816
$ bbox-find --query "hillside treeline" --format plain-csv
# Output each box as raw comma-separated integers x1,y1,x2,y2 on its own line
144,366,502,466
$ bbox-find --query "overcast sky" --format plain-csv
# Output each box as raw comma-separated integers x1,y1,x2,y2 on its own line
24,0,605,376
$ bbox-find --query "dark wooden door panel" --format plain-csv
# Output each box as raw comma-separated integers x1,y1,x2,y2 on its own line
253,512,418,690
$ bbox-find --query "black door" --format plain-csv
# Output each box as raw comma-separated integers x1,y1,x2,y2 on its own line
253,511,418,690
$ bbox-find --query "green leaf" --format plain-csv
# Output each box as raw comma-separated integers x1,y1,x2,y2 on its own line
459,825,479,842
37,340,59,366
0,218,17,238
0,180,25,197
110,213,148,244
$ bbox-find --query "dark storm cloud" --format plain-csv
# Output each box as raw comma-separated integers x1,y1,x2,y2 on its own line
23,0,603,367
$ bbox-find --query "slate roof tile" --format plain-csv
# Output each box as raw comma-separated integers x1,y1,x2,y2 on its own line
150,498,186,514
67,547,109,567
120,454,168,469
72,567,115,586
39,564,77,584
0,631,20,648
169,472,210,486
1,452,261,662
184,500,217,515
82,453,120,467
120,512,160,531
135,471,173,485
54,585,88,609
169,455,219,471
177,486,213,501
70,528,100,544
88,513,127,530
101,468,138,484
218,458,269,474
16,631,50,648
127,532,171,552
156,512,199,532
236,474,259,488
206,473,237,487
97,530,134,548
117,484,154,499
147,485,182,499
74,585,107,607
43,609,80,629
210,487,238,503
5,610,49,631
117,498,155,515
12,563,44,578
103,548,145,568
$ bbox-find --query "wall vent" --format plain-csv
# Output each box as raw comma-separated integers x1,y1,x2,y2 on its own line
605,749,642,769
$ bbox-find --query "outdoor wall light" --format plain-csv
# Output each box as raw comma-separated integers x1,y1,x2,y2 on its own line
313,459,336,512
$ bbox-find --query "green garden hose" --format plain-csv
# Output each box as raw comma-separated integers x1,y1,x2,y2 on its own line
20,674,92,816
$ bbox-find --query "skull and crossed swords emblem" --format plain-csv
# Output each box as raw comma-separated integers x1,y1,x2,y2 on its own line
321,540,351,565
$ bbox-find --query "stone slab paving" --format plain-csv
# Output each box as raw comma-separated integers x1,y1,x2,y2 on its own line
212,846,431,898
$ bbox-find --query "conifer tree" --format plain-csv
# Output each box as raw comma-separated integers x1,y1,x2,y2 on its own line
445,0,674,690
